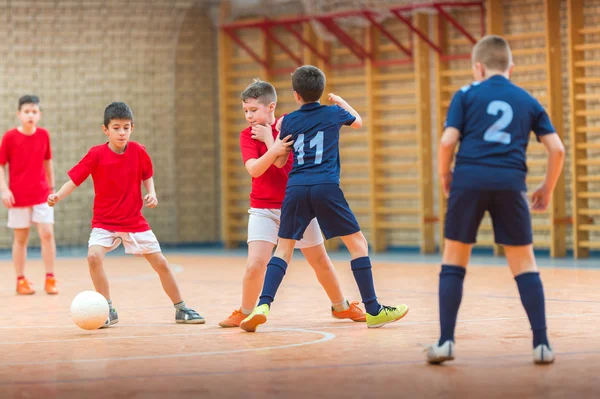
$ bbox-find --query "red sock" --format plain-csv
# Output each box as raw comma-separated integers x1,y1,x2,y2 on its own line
46,273,54,279
17,275,25,281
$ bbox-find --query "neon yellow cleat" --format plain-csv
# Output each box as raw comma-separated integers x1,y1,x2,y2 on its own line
366,304,409,328
240,304,270,332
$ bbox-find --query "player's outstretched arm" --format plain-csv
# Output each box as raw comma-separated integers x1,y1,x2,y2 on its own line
245,135,293,177
531,133,565,212
48,180,77,207
143,177,158,208
438,127,461,198
0,165,15,208
328,93,362,129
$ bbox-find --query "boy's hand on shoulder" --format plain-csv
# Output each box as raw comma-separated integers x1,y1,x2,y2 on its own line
251,124,273,146
2,189,15,208
47,193,59,207
144,193,158,208
271,135,294,157
531,184,551,212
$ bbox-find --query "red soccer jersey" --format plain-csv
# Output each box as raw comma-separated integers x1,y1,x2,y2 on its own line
68,141,153,232
0,127,52,207
239,119,293,209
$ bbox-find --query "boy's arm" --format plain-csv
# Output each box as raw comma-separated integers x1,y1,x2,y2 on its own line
142,177,158,208
438,127,461,198
328,93,362,129
531,133,565,211
44,160,55,191
245,135,293,177
48,180,77,207
0,165,15,208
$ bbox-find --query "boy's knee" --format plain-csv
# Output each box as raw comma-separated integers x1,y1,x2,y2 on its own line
87,251,103,267
245,256,267,278
38,227,54,242
13,231,29,245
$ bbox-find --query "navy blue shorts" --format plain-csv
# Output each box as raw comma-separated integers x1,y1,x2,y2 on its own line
444,188,533,246
279,184,361,240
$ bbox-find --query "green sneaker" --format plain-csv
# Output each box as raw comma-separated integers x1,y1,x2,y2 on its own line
366,304,409,328
240,304,270,332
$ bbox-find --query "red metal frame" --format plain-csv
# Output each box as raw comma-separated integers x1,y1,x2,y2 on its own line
221,1,484,74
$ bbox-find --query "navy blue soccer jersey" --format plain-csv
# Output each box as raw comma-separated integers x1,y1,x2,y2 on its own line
445,75,555,191
279,102,356,187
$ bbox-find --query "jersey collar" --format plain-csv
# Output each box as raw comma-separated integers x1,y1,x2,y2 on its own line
300,102,321,110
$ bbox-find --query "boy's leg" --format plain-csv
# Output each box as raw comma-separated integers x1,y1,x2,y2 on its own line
143,250,204,324
240,238,295,332
87,244,119,328
13,228,34,294
427,188,485,364
504,245,552,363
241,241,274,312
301,242,366,322
87,245,111,301
36,223,57,294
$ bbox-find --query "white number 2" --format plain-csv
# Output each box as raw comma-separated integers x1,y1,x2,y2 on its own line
294,132,324,165
483,101,513,145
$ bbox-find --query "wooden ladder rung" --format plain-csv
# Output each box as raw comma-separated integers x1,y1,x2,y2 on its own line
575,77,600,84
576,143,600,150
576,110,600,117
579,208,600,215
575,43,600,51
375,177,419,185
375,146,419,156
512,48,546,56
375,162,418,171
516,64,546,72
341,133,367,143
378,192,420,199
341,177,370,185
373,103,417,111
374,88,416,96
330,75,367,85
577,175,600,182
575,60,600,68
576,159,600,166
580,225,600,231
377,221,421,229
504,31,546,40
376,132,417,142
579,241,600,249
440,69,472,77
578,192,600,199
373,72,415,82
575,93,600,101
372,118,416,127
375,207,419,215
579,27,600,35
575,126,600,134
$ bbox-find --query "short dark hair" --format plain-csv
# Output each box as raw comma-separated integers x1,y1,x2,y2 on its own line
18,95,40,110
103,102,134,127
472,35,512,72
240,79,277,105
292,65,326,102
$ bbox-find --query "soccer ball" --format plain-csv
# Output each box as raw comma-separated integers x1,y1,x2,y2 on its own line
70,290,109,330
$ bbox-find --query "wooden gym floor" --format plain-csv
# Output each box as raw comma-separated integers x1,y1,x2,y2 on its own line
0,249,599,398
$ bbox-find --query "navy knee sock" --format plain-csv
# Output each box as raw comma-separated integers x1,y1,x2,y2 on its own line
439,265,466,346
257,257,288,307
515,272,549,348
350,257,381,316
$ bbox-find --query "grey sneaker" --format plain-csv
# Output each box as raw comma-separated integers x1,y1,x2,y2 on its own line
176,307,205,324
100,308,119,329
533,344,555,364
425,340,455,364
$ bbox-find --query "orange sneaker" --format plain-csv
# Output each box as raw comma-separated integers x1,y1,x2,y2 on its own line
16,278,35,295
45,277,58,295
219,308,246,328
332,301,366,322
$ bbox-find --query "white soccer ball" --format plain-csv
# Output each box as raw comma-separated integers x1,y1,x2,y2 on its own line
70,290,109,330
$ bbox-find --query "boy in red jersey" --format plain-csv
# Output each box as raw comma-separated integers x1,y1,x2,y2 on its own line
219,79,365,328
0,95,57,295
49,102,204,327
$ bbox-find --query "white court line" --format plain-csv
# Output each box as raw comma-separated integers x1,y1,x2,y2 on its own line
2,311,599,332
0,328,336,367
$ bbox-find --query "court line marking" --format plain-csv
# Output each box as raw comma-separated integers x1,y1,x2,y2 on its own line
1,311,598,333
3,349,600,387
0,328,335,367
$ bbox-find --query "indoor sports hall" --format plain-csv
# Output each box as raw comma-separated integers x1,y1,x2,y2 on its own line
1,1,599,398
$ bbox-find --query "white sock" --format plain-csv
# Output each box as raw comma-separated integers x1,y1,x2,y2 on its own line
242,307,253,315
332,299,350,312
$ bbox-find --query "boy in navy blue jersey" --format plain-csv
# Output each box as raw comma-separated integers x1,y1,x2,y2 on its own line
426,35,565,365
240,65,409,332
